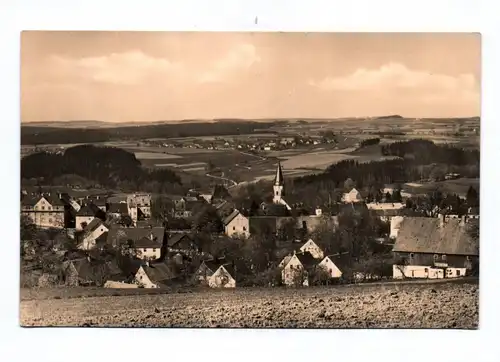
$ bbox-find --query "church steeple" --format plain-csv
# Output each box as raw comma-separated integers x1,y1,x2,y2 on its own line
274,161,284,186
273,161,285,204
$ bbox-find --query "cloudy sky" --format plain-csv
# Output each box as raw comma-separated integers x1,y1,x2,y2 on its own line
21,32,480,123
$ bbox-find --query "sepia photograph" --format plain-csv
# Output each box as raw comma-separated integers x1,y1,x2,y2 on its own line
19,31,480,329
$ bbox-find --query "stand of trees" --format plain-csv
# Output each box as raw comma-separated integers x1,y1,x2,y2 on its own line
21,145,181,190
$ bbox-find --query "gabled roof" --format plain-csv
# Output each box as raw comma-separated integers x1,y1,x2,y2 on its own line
83,218,106,233
21,195,41,206
167,233,195,247
106,226,165,247
134,235,162,248
44,194,65,206
295,252,319,270
223,209,241,225
274,161,284,186
76,204,96,217
108,203,129,214
393,217,479,256
141,262,175,283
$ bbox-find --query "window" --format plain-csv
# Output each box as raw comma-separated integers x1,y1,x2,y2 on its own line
302,221,307,229
48,218,52,223
409,253,414,259
424,268,429,273
100,228,104,232
276,191,278,196
243,226,247,231
41,206,45,210
456,270,461,276
233,226,235,231
442,255,447,261
466,256,471,261
143,248,147,252
152,248,156,252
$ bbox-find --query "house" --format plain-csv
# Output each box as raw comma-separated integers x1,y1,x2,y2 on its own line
280,251,318,286
193,259,237,288
167,233,199,254
106,226,166,260
342,188,364,203
127,193,152,221
108,202,130,218
392,215,479,279
134,235,163,260
87,196,107,212
62,258,97,286
134,262,176,288
75,205,97,230
317,253,350,279
78,218,109,250
209,264,236,288
468,207,479,219
299,239,324,259
21,194,65,229
223,209,250,237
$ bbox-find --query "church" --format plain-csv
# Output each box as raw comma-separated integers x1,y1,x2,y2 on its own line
224,161,338,238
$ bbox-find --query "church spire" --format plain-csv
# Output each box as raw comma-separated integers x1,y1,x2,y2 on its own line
274,161,284,186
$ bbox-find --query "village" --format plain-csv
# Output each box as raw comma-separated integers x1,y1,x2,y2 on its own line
20,159,480,290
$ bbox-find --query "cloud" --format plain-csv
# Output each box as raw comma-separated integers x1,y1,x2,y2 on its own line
309,62,479,101
50,51,182,85
199,43,261,83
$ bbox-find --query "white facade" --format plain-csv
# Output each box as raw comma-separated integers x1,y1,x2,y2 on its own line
281,255,309,286
76,215,95,231
225,213,250,237
299,239,324,259
80,223,109,250
208,266,236,288
342,188,363,203
392,265,465,279
318,257,343,278
367,202,405,210
135,247,161,261
134,266,159,288
22,197,65,229
390,216,405,239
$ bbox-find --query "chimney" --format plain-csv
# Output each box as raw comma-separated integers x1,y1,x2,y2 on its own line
439,214,445,227
149,232,154,240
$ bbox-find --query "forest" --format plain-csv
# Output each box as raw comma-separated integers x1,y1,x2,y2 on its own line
21,144,182,191
21,121,276,145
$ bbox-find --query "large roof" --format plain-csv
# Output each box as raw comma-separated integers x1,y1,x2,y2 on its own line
141,262,175,283
223,209,241,225
82,218,105,233
76,205,96,217
167,233,195,247
393,217,479,256
295,252,319,269
106,226,165,247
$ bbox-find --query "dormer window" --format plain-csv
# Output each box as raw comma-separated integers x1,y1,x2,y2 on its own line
441,255,447,261
433,254,438,260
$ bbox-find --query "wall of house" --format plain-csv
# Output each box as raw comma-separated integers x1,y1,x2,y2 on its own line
225,214,250,237
390,216,405,239
76,216,95,230
393,265,448,279
281,256,308,286
80,225,109,250
136,247,161,260
128,206,138,222
138,206,151,218
318,257,342,278
300,241,324,259
135,267,158,288
23,210,65,229
394,251,477,270
104,281,138,289
208,267,236,288
367,203,405,210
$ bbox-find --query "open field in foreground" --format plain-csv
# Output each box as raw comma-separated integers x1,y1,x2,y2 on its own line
20,280,478,328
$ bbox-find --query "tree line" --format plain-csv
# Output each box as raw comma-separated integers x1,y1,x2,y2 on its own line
21,121,275,145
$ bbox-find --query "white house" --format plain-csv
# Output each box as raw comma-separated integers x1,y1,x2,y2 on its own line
223,210,250,237
318,255,344,279
134,262,174,288
281,252,318,286
75,205,96,231
79,219,109,250
342,188,364,203
299,239,324,259
208,265,236,288
390,216,405,239
21,194,65,229
367,202,405,211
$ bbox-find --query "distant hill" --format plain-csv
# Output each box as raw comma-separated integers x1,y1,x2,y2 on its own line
375,115,404,120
